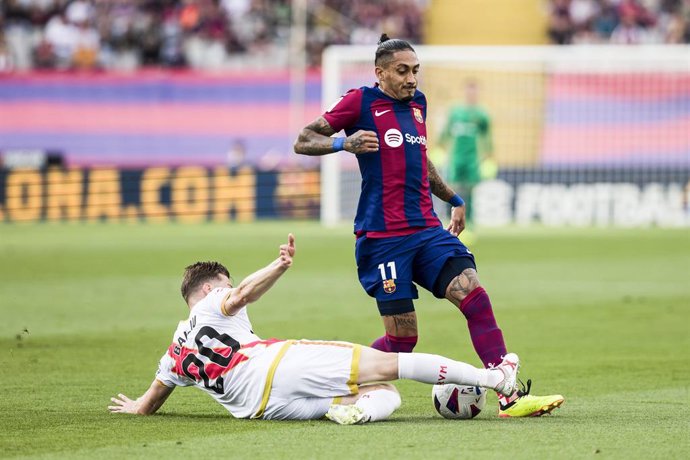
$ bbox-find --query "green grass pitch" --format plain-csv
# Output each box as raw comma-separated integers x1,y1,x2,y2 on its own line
1,222,688,459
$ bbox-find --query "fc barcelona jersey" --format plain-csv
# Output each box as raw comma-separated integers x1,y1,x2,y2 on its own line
323,84,441,235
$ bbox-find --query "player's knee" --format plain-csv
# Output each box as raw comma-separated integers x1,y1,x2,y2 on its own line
355,383,402,411
433,256,477,299
377,384,402,409
447,272,481,300
433,257,479,299
380,382,399,395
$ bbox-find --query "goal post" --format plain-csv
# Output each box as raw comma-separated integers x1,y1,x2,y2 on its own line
320,45,690,228
320,45,372,227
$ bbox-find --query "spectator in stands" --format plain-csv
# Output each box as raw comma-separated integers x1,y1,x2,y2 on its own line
97,0,166,70
569,0,601,43
548,0,575,44
42,6,78,68
67,0,100,69
3,0,58,69
548,0,690,44
182,0,232,69
3,0,689,71
33,0,100,69
592,0,620,40
0,11,8,67
0,17,16,72
658,0,689,43
610,0,654,44
0,0,422,70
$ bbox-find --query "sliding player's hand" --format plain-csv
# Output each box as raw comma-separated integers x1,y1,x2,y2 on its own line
279,233,295,268
108,393,140,414
447,205,466,237
345,130,379,154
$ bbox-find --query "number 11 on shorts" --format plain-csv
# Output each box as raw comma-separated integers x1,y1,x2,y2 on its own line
377,261,397,280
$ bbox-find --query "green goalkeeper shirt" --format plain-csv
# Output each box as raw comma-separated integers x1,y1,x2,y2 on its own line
441,104,492,184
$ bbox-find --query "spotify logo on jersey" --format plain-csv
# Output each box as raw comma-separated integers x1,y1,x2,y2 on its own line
384,129,403,148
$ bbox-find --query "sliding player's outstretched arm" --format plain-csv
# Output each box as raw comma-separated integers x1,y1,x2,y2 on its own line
223,233,296,315
108,380,174,415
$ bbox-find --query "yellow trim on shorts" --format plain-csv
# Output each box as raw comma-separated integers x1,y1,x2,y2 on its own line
348,344,361,394
332,396,343,405
252,340,294,419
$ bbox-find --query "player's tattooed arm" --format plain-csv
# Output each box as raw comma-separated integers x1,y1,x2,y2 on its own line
427,158,456,201
294,117,379,155
294,117,338,156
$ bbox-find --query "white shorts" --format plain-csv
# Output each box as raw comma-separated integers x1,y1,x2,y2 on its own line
260,340,361,420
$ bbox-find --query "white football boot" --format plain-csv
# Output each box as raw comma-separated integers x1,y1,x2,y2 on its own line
325,404,368,425
493,352,520,397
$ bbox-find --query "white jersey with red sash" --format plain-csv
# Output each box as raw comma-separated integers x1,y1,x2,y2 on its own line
155,287,288,418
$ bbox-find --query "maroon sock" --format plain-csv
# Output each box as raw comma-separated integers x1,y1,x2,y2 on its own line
370,333,418,352
458,286,507,368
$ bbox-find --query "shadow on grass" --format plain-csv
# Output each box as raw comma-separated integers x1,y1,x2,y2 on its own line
154,412,231,420
154,412,440,424
153,412,574,425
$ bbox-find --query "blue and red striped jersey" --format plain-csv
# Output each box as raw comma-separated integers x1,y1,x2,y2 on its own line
323,84,441,236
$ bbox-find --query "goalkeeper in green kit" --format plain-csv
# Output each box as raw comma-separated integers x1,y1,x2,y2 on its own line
440,79,496,231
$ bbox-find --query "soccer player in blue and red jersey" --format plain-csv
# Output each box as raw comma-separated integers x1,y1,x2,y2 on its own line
294,34,563,417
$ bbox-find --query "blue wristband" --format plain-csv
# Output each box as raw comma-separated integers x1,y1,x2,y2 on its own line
332,137,345,152
449,194,465,207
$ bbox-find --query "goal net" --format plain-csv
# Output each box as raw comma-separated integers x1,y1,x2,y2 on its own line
320,45,690,228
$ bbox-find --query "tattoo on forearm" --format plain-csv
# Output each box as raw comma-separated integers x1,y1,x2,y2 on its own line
427,159,454,200
308,117,337,137
294,117,337,156
446,269,479,303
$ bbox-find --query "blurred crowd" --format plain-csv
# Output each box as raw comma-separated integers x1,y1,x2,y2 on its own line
0,0,426,72
2,0,687,73
548,0,690,44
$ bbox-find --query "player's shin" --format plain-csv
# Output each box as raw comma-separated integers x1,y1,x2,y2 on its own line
397,353,504,390
457,287,507,368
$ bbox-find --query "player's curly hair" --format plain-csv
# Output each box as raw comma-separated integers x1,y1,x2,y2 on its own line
375,33,415,66
181,261,231,303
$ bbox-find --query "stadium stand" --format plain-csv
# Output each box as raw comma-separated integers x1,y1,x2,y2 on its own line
0,0,427,71
547,0,690,45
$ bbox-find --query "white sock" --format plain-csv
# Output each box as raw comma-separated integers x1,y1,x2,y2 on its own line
398,353,503,390
354,388,402,422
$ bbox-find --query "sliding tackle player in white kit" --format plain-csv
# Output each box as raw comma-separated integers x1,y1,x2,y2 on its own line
108,233,520,424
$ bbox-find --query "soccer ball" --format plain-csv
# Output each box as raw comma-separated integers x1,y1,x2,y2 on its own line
432,384,486,419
